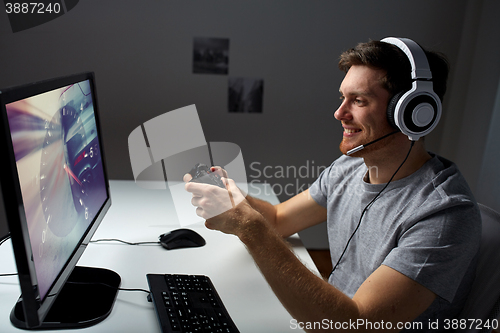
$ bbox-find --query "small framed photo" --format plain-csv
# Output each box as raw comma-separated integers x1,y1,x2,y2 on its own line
228,77,264,113
193,37,230,75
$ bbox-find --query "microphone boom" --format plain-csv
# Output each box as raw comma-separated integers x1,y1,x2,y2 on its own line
345,130,399,156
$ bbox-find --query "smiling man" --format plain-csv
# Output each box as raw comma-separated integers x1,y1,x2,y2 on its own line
185,38,481,332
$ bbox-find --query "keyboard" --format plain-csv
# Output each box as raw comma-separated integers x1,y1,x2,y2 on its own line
147,274,240,333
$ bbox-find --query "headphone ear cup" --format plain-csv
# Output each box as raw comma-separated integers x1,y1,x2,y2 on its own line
387,91,405,130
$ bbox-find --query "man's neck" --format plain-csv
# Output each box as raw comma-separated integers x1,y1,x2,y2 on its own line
363,140,432,184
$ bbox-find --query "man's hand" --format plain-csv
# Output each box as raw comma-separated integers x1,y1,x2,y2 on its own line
183,165,233,219
184,171,253,235
205,179,264,237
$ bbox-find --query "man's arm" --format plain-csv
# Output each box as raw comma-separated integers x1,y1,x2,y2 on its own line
220,203,436,332
246,188,328,237
196,166,327,237
188,179,436,332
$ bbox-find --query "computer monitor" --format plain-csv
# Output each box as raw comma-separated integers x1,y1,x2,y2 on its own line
0,72,120,329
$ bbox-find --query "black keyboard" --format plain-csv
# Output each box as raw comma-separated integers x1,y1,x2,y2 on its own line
147,274,240,333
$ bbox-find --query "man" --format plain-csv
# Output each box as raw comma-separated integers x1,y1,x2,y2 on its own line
185,39,481,332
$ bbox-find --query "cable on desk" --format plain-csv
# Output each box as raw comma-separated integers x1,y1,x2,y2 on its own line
90,239,160,246
0,235,16,276
65,281,151,296
0,234,11,246
45,281,151,299
1,238,160,278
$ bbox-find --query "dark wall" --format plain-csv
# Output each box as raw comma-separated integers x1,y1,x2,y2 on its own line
0,0,475,247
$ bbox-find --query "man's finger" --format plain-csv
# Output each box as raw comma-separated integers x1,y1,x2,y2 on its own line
184,181,210,195
211,166,228,178
223,178,247,207
183,173,193,182
221,177,235,208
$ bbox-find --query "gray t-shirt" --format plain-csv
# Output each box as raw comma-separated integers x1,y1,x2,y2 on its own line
309,153,481,331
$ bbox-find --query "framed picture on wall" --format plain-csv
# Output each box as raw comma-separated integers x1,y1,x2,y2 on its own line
193,37,230,75
228,77,264,113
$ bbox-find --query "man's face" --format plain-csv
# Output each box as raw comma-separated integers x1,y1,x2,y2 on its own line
335,65,394,156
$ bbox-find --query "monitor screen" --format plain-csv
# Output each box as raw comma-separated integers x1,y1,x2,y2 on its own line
0,72,118,329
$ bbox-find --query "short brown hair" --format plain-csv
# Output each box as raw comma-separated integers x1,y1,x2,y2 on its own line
338,40,449,101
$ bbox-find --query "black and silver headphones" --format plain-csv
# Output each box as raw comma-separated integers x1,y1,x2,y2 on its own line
382,37,442,141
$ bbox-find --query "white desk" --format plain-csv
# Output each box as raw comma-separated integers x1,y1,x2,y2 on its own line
0,181,319,332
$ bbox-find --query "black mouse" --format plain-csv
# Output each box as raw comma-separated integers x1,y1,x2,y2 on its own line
159,229,206,250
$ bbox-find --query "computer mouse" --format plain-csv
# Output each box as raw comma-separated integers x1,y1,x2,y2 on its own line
159,229,206,250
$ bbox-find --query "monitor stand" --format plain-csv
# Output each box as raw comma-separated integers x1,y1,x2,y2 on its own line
10,266,121,330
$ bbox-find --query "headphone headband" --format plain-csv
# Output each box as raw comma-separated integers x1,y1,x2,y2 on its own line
381,37,432,80
382,37,442,141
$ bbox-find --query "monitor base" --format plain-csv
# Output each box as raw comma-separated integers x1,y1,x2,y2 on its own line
10,266,121,330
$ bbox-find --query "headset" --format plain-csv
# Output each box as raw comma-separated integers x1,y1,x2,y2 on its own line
383,37,442,142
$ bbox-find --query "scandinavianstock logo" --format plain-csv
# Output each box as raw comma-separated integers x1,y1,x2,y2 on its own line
3,0,80,33
128,105,248,228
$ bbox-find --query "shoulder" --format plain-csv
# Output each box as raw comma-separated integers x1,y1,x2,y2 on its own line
402,153,481,249
428,154,475,198
418,154,479,215
383,153,481,248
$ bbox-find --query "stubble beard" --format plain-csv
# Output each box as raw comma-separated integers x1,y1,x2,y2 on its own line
339,132,397,158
